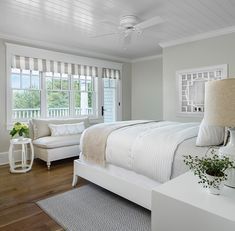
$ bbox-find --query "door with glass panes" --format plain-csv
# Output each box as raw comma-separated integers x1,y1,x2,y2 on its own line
102,78,120,122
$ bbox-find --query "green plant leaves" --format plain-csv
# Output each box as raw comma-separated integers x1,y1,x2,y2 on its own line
9,122,29,138
183,150,234,189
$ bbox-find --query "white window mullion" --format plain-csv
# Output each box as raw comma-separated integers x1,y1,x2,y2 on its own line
69,75,74,117
97,68,103,119
20,69,22,89
41,72,47,118
92,77,97,118
117,78,122,121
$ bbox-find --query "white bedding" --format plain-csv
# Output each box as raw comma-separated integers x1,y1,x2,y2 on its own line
105,121,200,183
80,121,210,183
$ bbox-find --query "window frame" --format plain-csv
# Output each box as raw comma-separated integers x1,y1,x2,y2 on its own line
11,68,42,122
6,43,123,129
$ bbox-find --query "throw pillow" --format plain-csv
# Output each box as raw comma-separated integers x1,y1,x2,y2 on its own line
49,122,85,137
196,119,225,146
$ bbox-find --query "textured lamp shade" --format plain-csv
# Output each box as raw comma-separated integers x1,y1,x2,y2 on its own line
204,78,235,127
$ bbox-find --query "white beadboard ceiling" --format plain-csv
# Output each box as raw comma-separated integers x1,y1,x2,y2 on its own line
0,0,235,60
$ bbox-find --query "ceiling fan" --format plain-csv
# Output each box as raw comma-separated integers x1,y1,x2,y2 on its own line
91,15,163,45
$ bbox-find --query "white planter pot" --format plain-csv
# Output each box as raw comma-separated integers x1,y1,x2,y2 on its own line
206,174,224,195
17,136,24,141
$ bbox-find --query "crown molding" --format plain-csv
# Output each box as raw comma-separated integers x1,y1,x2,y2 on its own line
159,26,235,48
0,32,131,63
131,54,162,63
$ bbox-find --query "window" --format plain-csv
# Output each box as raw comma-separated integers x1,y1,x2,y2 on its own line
45,72,70,117
11,69,41,121
102,68,121,122
73,75,97,116
10,69,97,121
6,44,122,126
103,78,118,122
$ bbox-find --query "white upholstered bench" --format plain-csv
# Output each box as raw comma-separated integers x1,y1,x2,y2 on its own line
29,117,89,169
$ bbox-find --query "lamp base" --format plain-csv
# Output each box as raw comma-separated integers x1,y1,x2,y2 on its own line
219,128,235,188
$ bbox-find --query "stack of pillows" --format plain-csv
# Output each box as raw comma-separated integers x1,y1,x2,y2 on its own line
196,119,225,146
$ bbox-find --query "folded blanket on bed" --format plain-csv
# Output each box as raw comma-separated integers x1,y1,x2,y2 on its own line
80,120,154,165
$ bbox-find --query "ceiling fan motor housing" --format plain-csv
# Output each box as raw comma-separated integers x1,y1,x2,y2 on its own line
120,15,138,30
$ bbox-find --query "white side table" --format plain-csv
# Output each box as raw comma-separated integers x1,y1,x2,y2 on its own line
151,172,235,231
8,138,34,173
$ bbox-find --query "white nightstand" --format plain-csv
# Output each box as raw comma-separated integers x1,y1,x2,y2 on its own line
151,172,235,231
8,138,34,173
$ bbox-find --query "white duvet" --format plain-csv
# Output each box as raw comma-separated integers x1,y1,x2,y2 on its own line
105,121,199,183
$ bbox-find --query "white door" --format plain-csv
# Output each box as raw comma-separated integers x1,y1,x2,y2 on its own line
102,78,120,122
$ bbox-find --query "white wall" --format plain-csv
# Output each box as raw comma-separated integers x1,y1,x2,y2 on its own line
132,58,163,120
163,32,235,122
0,40,10,153
122,63,132,120
0,38,132,153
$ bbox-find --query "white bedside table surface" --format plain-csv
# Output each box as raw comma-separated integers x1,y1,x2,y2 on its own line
153,171,235,222
10,138,31,144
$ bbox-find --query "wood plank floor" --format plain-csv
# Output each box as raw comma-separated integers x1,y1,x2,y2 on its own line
0,158,87,231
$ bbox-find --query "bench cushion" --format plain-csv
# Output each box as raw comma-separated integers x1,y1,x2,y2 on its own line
33,134,81,149
32,117,89,139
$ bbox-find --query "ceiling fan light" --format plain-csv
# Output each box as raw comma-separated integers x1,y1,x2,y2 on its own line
119,15,139,28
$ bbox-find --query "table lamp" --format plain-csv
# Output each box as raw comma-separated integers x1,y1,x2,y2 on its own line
204,78,235,188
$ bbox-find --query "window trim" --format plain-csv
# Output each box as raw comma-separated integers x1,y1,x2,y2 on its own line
6,43,123,129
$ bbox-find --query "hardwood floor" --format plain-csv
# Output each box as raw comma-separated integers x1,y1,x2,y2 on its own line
0,158,86,231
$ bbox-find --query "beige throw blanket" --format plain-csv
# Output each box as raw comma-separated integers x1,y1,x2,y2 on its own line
81,120,153,165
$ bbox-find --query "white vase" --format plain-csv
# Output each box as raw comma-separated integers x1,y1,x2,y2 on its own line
18,136,24,141
206,174,224,195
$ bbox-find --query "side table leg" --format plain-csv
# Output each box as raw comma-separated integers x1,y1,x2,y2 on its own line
22,144,26,169
28,141,34,171
8,144,14,172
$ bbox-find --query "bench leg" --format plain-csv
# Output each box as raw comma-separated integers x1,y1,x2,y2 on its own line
47,161,51,170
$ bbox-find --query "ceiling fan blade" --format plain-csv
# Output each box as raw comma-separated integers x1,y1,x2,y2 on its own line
89,32,118,38
135,16,163,30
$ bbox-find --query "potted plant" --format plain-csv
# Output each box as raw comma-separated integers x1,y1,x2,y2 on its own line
183,150,234,195
10,122,29,140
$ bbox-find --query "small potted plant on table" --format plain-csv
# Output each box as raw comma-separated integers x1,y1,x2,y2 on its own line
10,122,29,140
184,150,234,195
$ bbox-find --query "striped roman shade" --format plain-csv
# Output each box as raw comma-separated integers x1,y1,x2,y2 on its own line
102,68,121,79
11,55,98,76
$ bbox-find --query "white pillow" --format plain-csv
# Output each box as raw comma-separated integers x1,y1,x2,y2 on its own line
196,119,225,146
49,122,85,137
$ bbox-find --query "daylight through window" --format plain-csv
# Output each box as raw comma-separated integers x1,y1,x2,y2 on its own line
11,68,97,121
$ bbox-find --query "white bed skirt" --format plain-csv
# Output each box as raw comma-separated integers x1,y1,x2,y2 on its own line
72,159,161,210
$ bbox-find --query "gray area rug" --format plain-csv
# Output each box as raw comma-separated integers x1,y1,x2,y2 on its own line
37,184,151,231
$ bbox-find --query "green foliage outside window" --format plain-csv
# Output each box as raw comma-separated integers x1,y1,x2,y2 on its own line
13,74,94,113
13,90,40,109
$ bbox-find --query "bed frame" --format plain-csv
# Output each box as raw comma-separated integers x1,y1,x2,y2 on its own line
72,159,161,210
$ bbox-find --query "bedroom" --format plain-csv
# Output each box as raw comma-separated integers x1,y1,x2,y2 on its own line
0,0,235,230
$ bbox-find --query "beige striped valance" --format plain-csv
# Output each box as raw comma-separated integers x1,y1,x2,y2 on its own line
12,55,98,76
102,68,121,79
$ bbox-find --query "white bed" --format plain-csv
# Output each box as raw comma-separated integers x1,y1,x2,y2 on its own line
72,121,209,209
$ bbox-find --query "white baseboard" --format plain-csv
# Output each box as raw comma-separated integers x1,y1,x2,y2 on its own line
0,150,29,166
